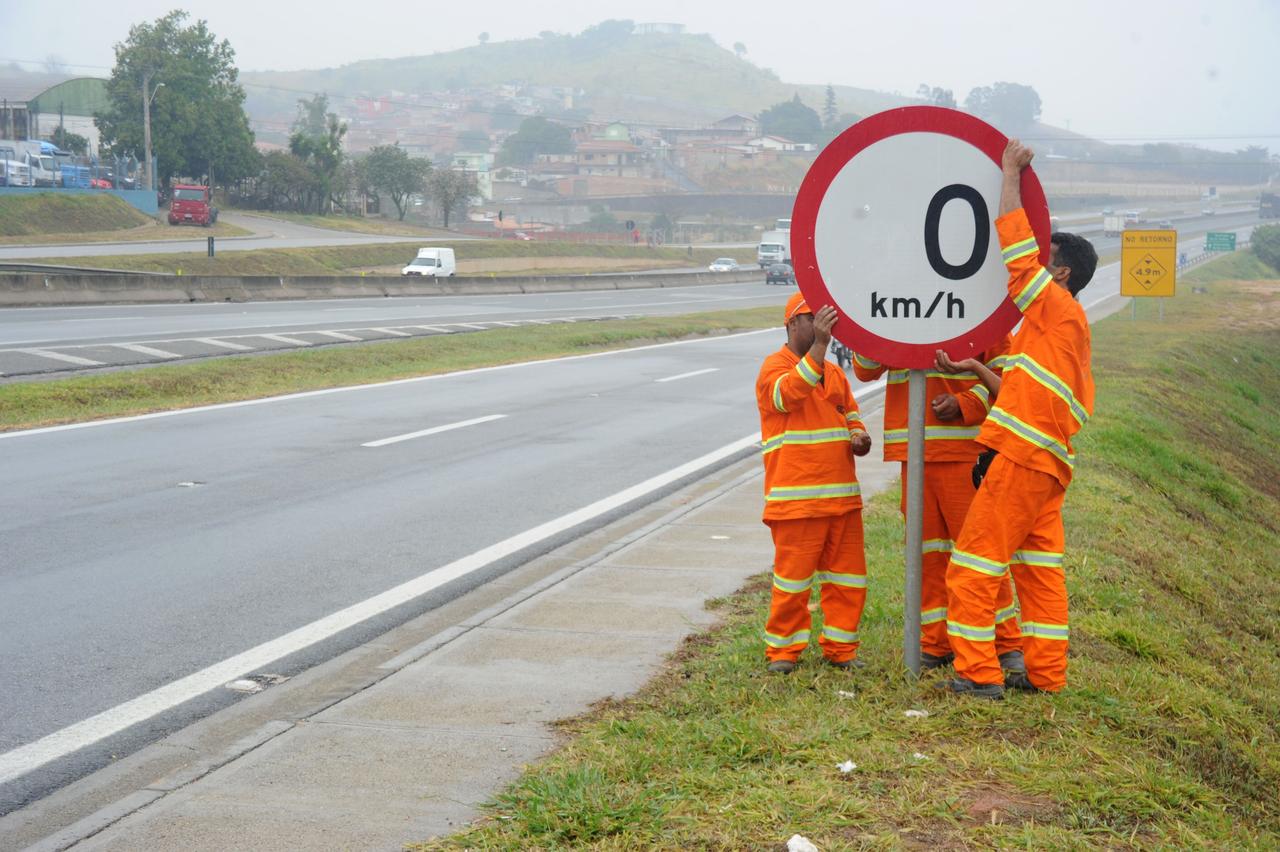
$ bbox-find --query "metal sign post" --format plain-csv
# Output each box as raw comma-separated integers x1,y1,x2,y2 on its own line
791,106,1051,678
903,370,926,676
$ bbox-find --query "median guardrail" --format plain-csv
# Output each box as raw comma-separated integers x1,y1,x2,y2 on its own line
0,267,765,307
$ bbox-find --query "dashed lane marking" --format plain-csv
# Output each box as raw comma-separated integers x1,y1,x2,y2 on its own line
115,343,182,359
313,331,362,342
361,414,508,448
259,334,311,346
195,338,254,351
14,348,104,367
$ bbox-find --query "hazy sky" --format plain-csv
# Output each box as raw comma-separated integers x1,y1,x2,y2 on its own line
3,0,1277,150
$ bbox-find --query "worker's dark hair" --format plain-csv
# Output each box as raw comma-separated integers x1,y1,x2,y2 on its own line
1050,232,1098,296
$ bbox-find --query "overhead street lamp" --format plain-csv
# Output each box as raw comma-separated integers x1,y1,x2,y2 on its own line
142,76,164,192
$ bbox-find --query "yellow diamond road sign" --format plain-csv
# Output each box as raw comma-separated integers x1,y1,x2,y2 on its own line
1121,230,1177,297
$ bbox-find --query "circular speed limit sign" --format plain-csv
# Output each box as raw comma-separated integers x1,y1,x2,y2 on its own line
792,106,1052,368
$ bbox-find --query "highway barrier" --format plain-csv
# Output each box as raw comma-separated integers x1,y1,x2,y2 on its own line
0,268,764,308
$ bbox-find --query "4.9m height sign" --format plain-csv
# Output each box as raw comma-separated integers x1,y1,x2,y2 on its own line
792,107,1053,369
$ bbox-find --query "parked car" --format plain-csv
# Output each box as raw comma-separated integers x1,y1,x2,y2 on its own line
512,230,533,241
89,177,112,189
1157,219,1174,229
765,263,795,285
708,257,738,272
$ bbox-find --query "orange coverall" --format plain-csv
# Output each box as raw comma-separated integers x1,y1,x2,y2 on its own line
757,345,868,664
853,350,1022,659
946,207,1095,691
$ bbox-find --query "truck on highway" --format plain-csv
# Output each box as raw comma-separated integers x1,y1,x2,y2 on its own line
757,229,791,267
168,183,218,226
1261,192,1279,219
1103,215,1125,237
0,144,33,187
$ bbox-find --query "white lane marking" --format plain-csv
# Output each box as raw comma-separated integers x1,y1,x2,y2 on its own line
259,334,310,346
64,317,148,322
371,327,411,337
115,343,182,359
361,414,507,448
456,323,489,330
14,348,104,366
412,325,451,333
314,331,362,342
0,431,765,786
655,367,720,384
195,338,254,351
0,328,775,441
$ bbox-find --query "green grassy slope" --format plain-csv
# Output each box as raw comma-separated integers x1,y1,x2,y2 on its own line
419,254,1280,849
0,193,151,237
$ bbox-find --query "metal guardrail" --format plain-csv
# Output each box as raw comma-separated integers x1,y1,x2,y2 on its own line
0,262,172,276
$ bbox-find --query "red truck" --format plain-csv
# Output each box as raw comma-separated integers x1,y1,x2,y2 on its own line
168,184,218,226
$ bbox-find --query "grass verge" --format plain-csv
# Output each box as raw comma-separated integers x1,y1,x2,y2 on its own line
414,253,1280,849
12,241,757,275
0,193,250,243
233,210,451,237
0,306,778,432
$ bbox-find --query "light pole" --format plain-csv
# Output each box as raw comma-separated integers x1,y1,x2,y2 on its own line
142,75,163,191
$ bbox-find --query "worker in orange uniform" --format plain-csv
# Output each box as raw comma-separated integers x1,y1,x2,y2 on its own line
937,139,1097,699
756,293,873,674
852,339,1024,673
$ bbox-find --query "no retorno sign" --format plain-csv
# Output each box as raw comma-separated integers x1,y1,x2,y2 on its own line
792,107,1053,369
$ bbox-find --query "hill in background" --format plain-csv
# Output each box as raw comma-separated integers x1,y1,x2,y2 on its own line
240,23,910,129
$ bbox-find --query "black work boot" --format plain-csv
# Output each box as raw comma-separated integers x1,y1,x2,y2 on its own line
1004,671,1051,694
920,651,955,670
998,650,1026,673
935,677,1004,700
767,659,796,674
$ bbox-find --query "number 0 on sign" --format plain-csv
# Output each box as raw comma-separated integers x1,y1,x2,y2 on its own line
792,107,1053,369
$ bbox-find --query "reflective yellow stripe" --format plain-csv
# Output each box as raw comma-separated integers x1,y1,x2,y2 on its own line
772,375,787,413
821,625,859,643
987,406,1075,468
922,539,953,555
1022,621,1069,640
853,352,880,370
773,573,813,594
884,426,980,444
1002,235,1039,264
921,606,948,625
797,355,821,386
816,571,867,589
1014,268,1052,311
951,548,1008,577
995,604,1019,624
766,482,861,501
760,428,851,455
970,383,992,411
764,629,810,647
947,620,995,642
1005,353,1090,426
1011,550,1065,569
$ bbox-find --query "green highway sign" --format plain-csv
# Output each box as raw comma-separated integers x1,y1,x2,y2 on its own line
1205,231,1237,252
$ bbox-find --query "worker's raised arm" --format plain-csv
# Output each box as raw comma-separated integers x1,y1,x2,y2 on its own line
996,139,1058,327
851,351,887,382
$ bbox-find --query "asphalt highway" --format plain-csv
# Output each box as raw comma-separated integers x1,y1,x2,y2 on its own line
0,218,1257,811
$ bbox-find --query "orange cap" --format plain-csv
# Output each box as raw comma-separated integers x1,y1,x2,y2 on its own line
783,292,811,324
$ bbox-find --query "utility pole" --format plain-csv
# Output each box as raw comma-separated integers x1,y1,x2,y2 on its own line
142,71,153,191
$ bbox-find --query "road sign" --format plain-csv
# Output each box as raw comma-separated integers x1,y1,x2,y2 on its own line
792,106,1052,369
1205,231,1237,252
1121,230,1178,297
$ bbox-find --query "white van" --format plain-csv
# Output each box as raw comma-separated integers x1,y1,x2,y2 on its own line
401,247,456,277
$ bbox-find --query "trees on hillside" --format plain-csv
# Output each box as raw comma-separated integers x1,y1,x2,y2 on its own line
95,10,258,187
964,82,1041,133
364,145,431,220
917,84,957,108
497,116,573,166
759,95,822,144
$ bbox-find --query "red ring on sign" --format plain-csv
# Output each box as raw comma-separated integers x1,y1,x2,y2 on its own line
792,106,1052,368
